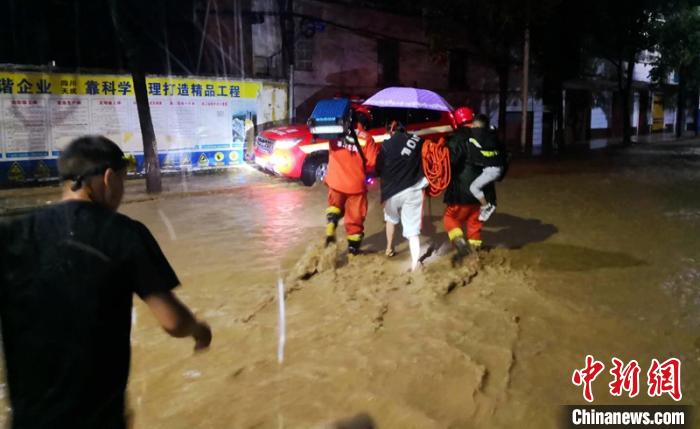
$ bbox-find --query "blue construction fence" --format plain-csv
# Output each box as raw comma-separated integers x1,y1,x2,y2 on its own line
0,148,244,186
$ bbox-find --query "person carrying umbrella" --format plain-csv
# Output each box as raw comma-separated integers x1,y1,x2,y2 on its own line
324,110,379,255
376,120,428,271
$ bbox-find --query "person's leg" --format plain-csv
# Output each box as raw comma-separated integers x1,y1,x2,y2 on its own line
385,221,397,256
408,235,421,271
383,196,401,256
326,188,346,244
400,187,425,270
469,170,491,206
474,167,502,221
443,204,463,240
344,192,368,254
465,204,483,249
443,204,470,257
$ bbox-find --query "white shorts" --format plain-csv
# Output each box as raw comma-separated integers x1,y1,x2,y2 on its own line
383,177,428,238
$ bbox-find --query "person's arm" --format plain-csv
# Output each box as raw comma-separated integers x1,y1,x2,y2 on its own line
363,135,379,174
375,145,385,177
128,221,212,351
142,291,212,350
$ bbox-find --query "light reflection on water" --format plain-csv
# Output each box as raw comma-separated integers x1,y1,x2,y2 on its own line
125,172,327,288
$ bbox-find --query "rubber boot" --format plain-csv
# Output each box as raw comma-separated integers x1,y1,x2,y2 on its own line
347,234,363,255
325,212,340,246
451,236,470,265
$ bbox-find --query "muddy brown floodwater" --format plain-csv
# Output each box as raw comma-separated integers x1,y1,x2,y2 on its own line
2,142,700,428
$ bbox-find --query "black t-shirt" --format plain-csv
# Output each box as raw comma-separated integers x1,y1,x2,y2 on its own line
376,132,425,202
0,201,179,429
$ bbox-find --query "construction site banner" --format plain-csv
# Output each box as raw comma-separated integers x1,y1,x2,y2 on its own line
0,70,275,185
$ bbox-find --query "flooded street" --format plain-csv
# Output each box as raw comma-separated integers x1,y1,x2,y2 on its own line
2,142,700,428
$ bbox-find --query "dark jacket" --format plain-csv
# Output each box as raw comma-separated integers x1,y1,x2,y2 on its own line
443,127,496,205
376,131,425,203
468,127,507,168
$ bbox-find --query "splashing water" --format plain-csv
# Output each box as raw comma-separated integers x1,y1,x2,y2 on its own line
277,277,286,364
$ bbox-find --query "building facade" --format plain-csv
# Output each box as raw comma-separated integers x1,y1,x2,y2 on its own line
202,0,696,150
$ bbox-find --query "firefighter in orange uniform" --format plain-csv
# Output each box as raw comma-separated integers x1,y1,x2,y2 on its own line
443,106,497,259
325,111,379,254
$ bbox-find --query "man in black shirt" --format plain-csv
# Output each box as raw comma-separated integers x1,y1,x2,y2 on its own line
0,136,212,429
376,120,428,271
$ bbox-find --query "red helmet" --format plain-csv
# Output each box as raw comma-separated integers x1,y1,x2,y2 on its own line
453,106,474,126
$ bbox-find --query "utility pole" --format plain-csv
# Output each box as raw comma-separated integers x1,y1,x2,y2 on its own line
520,24,530,152
289,63,295,123
286,0,295,123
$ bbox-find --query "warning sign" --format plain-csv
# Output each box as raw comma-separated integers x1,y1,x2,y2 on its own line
8,163,25,182
162,153,175,168
198,153,209,167
214,152,225,166
34,161,51,179
124,153,137,172
229,151,239,162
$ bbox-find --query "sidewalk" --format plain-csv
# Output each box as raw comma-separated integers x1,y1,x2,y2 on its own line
0,164,281,217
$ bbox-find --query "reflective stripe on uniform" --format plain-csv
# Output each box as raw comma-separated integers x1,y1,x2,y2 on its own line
468,239,482,247
326,206,342,215
448,228,464,241
469,137,499,157
326,223,336,237
347,234,363,242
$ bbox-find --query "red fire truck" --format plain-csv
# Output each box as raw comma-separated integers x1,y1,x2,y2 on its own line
253,103,456,186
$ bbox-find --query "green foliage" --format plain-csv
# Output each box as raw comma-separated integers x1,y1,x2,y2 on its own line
650,1,700,87
580,0,661,66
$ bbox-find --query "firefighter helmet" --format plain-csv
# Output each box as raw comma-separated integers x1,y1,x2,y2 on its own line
453,107,475,126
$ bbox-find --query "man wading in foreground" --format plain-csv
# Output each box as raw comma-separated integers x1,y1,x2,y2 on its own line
0,136,212,429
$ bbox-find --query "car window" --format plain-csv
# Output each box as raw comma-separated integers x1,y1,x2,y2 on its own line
366,107,408,131
406,108,444,125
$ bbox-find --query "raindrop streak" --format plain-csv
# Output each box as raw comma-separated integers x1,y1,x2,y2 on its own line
157,209,177,241
277,277,286,364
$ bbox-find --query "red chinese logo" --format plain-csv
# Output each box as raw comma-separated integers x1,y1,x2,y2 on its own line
609,358,641,398
572,355,606,402
647,358,682,401
572,356,682,402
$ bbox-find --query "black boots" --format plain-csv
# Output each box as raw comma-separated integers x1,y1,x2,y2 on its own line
347,238,362,255
451,236,470,265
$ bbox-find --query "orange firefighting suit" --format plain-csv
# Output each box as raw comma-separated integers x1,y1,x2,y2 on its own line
443,204,482,247
324,130,379,245
442,127,497,249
